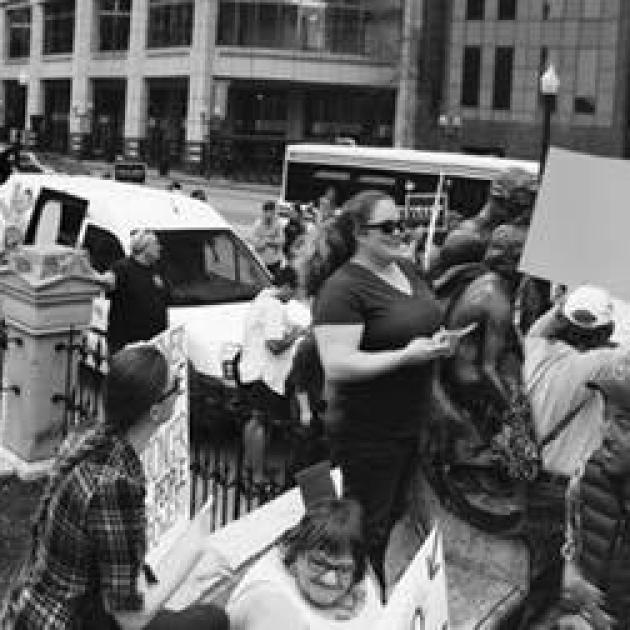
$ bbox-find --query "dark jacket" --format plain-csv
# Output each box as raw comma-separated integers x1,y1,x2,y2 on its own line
577,453,630,627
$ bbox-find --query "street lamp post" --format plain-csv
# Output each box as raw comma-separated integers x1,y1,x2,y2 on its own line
539,63,560,176
438,113,463,151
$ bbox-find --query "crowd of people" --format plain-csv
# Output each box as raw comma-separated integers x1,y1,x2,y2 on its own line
3,166,630,630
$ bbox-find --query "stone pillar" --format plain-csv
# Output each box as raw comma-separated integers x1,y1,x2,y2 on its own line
184,0,219,171
394,0,421,148
24,2,44,147
69,1,94,158
124,1,148,158
0,246,103,479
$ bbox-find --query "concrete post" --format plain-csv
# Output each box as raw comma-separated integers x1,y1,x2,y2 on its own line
25,1,44,134
0,246,102,479
185,0,219,171
124,1,148,158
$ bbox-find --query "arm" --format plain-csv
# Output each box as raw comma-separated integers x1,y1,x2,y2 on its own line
313,323,455,383
295,390,312,426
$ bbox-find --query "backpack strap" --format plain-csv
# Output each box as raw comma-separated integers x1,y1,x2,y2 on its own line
540,392,592,449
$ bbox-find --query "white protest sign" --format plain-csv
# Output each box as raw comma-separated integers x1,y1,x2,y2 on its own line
520,147,630,303
378,526,449,630
141,325,191,566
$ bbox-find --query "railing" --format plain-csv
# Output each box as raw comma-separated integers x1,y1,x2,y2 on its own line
54,329,317,530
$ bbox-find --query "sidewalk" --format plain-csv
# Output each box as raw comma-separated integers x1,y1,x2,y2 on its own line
84,158,281,197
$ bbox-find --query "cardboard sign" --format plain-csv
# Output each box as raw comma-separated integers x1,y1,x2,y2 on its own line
520,147,630,303
404,192,449,230
141,326,190,566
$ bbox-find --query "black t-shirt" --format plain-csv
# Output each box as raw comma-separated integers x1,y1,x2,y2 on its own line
108,257,169,353
312,259,444,441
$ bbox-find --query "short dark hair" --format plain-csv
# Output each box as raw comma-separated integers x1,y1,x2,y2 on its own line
273,265,299,289
263,200,276,213
280,498,366,583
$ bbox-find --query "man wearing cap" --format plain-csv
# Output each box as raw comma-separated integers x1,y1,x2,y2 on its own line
100,229,170,354
523,285,619,478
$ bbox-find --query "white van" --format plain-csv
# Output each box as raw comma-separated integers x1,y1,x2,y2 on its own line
0,173,278,382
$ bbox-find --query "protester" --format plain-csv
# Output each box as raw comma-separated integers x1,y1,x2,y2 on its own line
307,190,458,596
227,498,382,629
1,343,229,630
523,285,619,479
283,203,306,263
251,200,285,278
534,352,630,630
238,265,306,480
100,229,170,354
317,186,338,223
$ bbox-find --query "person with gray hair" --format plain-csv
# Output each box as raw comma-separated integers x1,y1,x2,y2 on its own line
99,229,170,354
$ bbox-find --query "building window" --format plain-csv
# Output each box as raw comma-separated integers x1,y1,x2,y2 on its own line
43,0,75,55
497,0,517,20
7,8,31,58
98,0,131,52
147,0,194,48
582,0,601,19
461,46,481,107
542,0,564,20
493,47,513,110
466,0,485,20
574,49,598,114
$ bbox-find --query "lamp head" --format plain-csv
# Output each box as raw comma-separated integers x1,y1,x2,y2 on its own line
540,63,560,95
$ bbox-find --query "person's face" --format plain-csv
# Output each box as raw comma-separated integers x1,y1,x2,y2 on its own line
293,548,356,608
359,198,406,261
601,402,630,476
263,205,276,225
144,234,162,264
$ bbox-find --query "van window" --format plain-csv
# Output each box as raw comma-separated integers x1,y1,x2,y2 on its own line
82,225,125,272
157,229,269,306
24,187,87,247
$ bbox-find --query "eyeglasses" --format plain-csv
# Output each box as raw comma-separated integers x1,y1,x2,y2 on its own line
363,219,406,235
305,552,355,580
155,377,181,404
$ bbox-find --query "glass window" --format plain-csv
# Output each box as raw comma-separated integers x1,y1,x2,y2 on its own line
157,230,269,306
466,0,485,20
574,49,598,114
43,0,75,55
82,225,125,272
461,46,482,107
147,0,194,48
97,0,131,52
582,0,601,18
543,0,564,20
497,0,517,20
7,8,31,58
493,47,514,110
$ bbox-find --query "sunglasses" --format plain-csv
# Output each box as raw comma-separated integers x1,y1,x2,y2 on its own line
363,219,406,235
155,376,182,404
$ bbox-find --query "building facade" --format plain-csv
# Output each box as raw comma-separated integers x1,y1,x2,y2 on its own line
441,0,630,159
0,0,432,178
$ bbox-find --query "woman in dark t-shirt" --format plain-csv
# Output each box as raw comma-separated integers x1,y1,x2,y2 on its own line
305,190,459,599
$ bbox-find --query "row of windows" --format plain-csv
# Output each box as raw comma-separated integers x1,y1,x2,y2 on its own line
6,0,194,58
461,44,600,114
465,0,604,21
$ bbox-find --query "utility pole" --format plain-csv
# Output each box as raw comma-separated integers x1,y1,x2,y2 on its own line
394,0,418,148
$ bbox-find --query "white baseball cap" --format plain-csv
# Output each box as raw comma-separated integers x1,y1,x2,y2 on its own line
562,285,613,329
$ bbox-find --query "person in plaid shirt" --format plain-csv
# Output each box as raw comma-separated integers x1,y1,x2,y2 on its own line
1,343,228,630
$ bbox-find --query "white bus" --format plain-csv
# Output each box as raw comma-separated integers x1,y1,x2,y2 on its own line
281,144,539,224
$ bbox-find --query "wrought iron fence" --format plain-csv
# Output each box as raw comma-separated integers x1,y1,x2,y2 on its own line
52,329,318,531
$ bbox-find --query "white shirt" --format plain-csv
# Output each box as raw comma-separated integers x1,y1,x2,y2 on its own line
523,337,617,476
227,546,382,630
239,288,296,395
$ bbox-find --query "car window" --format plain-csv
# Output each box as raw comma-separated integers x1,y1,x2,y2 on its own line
157,229,270,306
82,225,125,272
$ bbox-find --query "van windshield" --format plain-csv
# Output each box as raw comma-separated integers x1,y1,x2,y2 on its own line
156,229,270,306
